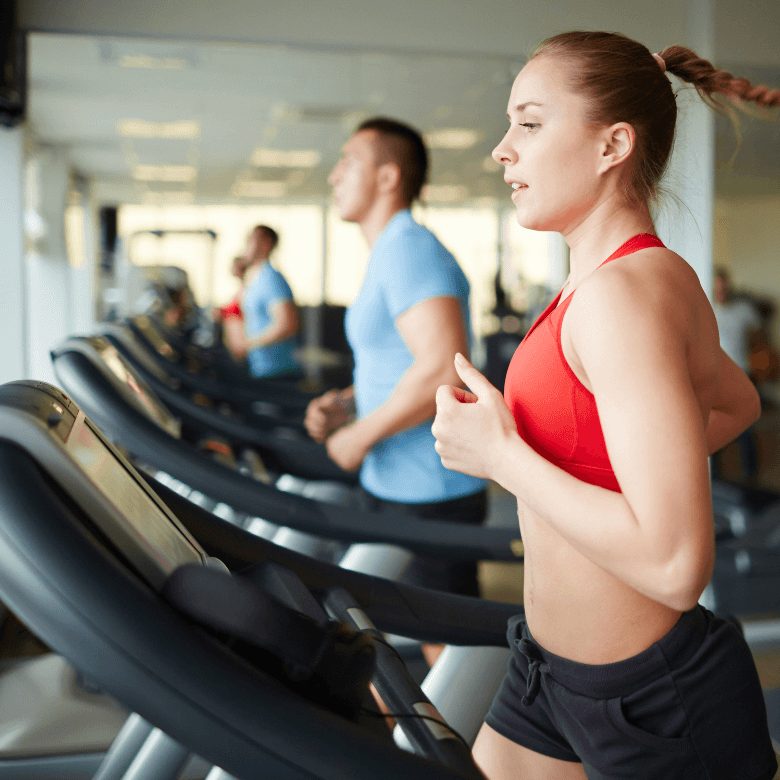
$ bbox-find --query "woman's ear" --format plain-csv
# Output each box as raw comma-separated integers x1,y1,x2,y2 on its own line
597,122,636,175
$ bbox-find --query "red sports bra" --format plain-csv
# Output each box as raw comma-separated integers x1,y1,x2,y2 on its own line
503,233,665,493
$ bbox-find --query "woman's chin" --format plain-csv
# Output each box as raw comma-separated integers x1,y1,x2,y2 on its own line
513,212,548,232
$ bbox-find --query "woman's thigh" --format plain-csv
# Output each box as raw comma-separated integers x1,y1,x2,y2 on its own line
473,723,587,780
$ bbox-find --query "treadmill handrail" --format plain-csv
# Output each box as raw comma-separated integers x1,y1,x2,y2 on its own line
154,477,519,647
0,443,480,780
52,348,524,562
59,336,354,484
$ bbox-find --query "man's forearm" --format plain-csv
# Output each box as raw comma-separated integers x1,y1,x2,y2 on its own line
246,321,293,351
351,362,455,451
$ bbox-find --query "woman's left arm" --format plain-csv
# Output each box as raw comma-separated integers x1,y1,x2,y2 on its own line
434,270,714,611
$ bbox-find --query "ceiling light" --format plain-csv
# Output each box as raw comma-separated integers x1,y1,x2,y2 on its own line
142,190,195,204
250,148,321,168
232,181,289,198
425,128,481,150
482,156,501,173
119,54,188,70
118,119,200,140
422,184,469,202
271,103,363,125
132,165,197,183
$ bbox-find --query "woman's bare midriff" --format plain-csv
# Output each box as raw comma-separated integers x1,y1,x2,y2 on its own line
518,503,682,665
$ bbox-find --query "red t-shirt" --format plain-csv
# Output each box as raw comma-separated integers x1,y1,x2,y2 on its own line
218,298,242,320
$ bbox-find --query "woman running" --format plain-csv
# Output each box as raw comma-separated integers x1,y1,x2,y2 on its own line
431,31,779,779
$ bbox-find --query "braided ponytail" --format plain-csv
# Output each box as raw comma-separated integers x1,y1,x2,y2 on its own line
660,46,780,110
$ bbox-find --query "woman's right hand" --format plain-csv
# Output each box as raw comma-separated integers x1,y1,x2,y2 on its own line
304,389,354,443
432,354,518,481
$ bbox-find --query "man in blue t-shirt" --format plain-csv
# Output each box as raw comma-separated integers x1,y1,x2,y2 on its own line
236,225,299,378
305,117,486,596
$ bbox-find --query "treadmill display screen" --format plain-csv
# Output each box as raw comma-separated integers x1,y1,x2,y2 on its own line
67,414,204,581
90,339,181,438
135,317,178,361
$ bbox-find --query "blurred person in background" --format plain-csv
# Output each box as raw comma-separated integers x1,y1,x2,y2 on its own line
712,267,762,480
213,254,249,360
234,225,300,378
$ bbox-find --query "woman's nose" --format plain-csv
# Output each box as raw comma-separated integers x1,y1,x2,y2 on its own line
492,133,516,166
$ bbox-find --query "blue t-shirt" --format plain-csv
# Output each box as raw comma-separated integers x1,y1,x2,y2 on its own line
345,209,485,503
243,262,298,378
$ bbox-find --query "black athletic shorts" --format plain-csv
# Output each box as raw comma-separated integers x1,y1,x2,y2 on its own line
485,606,778,779
358,488,487,597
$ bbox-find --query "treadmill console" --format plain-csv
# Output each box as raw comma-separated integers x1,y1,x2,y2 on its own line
0,381,205,589
133,315,178,361
84,337,181,438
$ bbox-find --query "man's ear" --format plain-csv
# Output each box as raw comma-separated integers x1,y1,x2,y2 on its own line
597,122,635,175
377,161,402,195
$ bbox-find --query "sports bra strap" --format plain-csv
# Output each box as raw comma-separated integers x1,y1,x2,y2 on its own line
597,233,665,270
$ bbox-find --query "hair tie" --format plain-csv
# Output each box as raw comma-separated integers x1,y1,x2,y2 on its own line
652,52,667,72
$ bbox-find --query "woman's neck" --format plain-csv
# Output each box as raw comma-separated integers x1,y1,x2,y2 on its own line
563,198,655,288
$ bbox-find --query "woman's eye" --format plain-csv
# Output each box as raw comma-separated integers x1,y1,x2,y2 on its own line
519,122,539,130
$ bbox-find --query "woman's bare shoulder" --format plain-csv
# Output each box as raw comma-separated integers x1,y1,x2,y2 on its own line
577,246,707,320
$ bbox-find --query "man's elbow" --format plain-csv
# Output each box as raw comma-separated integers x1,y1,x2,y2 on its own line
285,311,300,340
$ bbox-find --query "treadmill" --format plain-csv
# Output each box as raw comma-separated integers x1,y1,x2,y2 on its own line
126,315,318,414
50,336,523,565
0,380,519,779
54,335,353,487
98,323,313,438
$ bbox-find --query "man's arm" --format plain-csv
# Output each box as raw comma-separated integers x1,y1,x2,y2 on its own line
223,317,249,360
305,386,355,443
245,300,299,351
325,296,468,470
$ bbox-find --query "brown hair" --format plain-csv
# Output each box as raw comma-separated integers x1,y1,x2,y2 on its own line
251,224,279,251
532,32,779,204
356,116,428,204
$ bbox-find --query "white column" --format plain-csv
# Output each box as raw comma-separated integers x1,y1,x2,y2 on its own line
0,126,28,384
67,176,99,335
654,0,715,295
547,232,569,289
25,145,72,382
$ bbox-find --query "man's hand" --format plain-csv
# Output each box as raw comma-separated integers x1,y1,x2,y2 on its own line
304,389,354,443
325,422,371,472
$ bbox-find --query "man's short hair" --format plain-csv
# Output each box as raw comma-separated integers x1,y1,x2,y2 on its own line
356,117,428,204
253,224,279,251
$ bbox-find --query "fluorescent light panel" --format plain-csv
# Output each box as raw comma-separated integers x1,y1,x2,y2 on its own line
251,148,321,168
425,128,481,150
132,165,197,182
118,119,200,140
232,180,289,198
482,156,500,173
119,55,188,70
142,191,195,204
